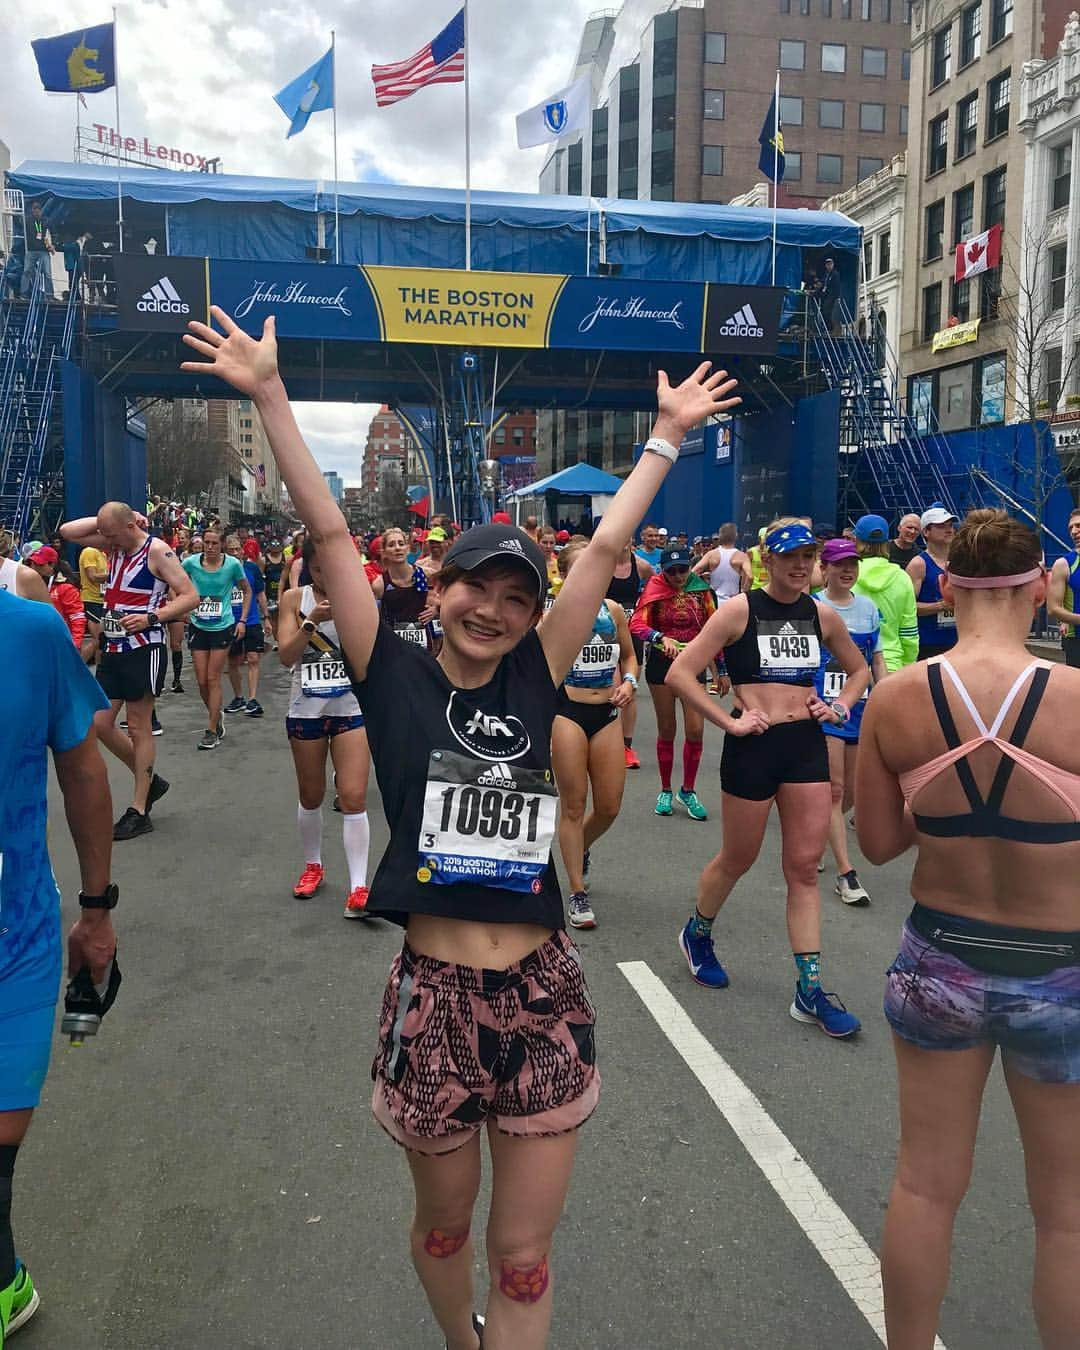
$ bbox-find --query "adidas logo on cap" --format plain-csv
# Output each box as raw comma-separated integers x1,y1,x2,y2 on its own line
137,276,190,315
477,761,517,788
499,538,523,552
718,303,763,339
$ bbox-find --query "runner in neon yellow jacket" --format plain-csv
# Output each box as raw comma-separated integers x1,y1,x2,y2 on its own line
851,515,919,670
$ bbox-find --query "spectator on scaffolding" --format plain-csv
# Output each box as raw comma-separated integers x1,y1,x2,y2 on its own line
20,202,55,301
62,231,93,300
816,257,839,333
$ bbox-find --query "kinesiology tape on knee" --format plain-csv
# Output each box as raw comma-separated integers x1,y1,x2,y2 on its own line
499,1256,549,1303
423,1227,469,1258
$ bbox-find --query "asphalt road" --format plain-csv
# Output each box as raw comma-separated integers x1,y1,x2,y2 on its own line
23,656,1039,1349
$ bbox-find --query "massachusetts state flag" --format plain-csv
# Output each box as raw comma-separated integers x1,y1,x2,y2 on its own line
758,93,785,183
955,224,1002,281
31,22,115,93
371,8,465,108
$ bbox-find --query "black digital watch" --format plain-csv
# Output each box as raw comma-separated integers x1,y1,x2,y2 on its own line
78,883,119,910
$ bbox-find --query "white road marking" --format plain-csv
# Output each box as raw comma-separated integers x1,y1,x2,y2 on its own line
617,960,946,1350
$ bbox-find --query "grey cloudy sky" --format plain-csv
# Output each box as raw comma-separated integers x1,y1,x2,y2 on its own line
1,0,599,482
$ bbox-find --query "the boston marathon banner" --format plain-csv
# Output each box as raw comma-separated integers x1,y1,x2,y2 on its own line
118,256,784,356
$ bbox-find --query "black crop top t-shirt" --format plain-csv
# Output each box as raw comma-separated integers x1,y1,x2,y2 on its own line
723,589,823,688
354,623,564,929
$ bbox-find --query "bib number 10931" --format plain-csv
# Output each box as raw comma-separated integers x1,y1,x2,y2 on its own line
418,749,557,892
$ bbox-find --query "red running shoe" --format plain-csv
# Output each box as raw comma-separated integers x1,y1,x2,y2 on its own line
293,863,325,899
624,745,641,770
344,885,370,919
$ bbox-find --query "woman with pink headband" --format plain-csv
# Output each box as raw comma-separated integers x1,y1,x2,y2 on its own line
856,508,1080,1348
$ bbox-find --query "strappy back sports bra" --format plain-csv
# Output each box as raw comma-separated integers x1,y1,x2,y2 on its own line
899,659,1080,843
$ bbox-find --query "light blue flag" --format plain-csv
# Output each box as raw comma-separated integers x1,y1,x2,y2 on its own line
274,47,334,138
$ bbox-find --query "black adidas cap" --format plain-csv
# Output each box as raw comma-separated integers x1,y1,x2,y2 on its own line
661,546,692,570
443,523,547,598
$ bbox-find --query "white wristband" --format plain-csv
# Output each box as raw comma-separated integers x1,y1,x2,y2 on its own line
643,436,679,464
622,672,638,689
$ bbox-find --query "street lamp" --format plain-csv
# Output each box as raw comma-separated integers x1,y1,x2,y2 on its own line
479,457,500,521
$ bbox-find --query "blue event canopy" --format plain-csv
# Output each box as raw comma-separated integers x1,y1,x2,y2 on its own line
8,161,860,285
507,464,625,498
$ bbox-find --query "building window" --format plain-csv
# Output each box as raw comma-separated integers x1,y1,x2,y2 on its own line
987,69,1010,140
1045,347,1064,408
821,42,846,72
980,267,1001,319
924,199,946,261
990,0,1013,44
822,0,833,13
780,40,805,70
817,153,843,184
899,105,908,134
705,32,726,63
862,46,886,76
703,145,724,176
879,228,891,273
780,95,804,126
901,49,911,79
1049,245,1068,312
819,99,845,129
953,183,974,246
956,92,978,159
785,150,802,180
704,90,725,119
928,112,948,176
1052,143,1072,211
860,102,885,132
861,0,872,15
567,141,582,195
590,107,608,196
950,277,972,323
983,166,1006,228
960,3,981,65
923,283,943,341
617,64,639,198
931,25,951,88
858,156,884,179
864,239,873,279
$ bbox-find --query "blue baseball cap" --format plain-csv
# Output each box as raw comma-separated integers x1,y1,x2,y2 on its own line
764,523,815,554
853,514,889,543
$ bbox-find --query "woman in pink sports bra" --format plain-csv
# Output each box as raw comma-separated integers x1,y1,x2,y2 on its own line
856,509,1080,1350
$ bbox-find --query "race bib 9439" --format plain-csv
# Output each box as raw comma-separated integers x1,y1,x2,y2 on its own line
418,749,558,892
756,619,820,681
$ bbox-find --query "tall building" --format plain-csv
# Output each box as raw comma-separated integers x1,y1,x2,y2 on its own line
540,1,913,208
362,406,410,494
236,400,283,515
322,470,345,504
898,0,1060,433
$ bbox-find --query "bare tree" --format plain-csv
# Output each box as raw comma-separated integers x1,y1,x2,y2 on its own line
145,403,230,507
996,219,1079,540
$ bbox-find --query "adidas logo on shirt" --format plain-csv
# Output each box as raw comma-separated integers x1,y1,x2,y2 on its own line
778,622,798,635
718,303,764,339
477,761,518,789
137,277,190,315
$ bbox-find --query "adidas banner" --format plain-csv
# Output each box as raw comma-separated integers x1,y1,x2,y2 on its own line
702,285,784,356
115,254,208,333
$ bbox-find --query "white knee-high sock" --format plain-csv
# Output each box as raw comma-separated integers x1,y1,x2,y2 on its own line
297,804,323,865
342,812,370,890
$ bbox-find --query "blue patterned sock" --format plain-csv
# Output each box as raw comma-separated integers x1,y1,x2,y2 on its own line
795,951,821,997
690,909,714,939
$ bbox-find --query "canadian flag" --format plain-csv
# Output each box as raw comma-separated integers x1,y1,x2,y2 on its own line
955,223,1002,282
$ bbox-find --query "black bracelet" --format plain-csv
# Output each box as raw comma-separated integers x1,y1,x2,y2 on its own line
79,883,119,910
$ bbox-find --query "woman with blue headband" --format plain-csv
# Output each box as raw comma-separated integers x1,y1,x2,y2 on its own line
665,517,869,1037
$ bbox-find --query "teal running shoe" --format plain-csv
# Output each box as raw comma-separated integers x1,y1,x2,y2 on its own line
655,789,673,816
677,788,708,820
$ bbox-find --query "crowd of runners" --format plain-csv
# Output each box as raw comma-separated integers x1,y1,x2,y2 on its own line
0,306,1077,1350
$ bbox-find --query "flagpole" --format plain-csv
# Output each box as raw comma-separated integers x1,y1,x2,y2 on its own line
463,1,472,272
113,5,124,253
331,30,340,265
771,69,779,286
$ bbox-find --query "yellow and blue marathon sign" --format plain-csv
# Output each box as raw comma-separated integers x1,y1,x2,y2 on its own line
122,257,784,356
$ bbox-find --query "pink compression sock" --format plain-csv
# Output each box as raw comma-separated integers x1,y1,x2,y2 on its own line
656,738,674,791
683,739,703,791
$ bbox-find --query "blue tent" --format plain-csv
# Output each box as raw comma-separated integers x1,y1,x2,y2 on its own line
7,161,860,285
507,464,624,497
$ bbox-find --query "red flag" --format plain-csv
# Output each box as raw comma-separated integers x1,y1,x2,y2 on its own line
407,492,430,518
955,223,1002,282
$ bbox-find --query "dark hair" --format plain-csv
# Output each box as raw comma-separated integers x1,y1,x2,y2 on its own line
299,534,318,587
948,509,1040,579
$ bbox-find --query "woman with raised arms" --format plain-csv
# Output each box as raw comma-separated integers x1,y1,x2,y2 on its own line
182,306,739,1350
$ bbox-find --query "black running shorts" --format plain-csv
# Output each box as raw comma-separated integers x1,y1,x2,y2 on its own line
230,626,265,657
188,625,235,652
555,691,620,740
97,645,167,703
720,718,829,801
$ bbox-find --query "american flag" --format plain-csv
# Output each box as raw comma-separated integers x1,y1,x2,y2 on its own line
371,8,465,109
255,462,267,488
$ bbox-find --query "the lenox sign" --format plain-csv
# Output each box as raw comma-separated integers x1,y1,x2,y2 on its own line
90,123,221,172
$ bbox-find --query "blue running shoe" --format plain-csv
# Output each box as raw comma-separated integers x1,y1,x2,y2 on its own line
677,787,708,820
790,984,860,1038
655,789,673,816
679,918,729,988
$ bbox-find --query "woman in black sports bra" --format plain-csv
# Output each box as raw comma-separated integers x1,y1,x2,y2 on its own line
665,517,868,1039
856,509,1080,1349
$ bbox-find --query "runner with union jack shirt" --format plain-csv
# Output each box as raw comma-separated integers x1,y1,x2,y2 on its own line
61,503,198,840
